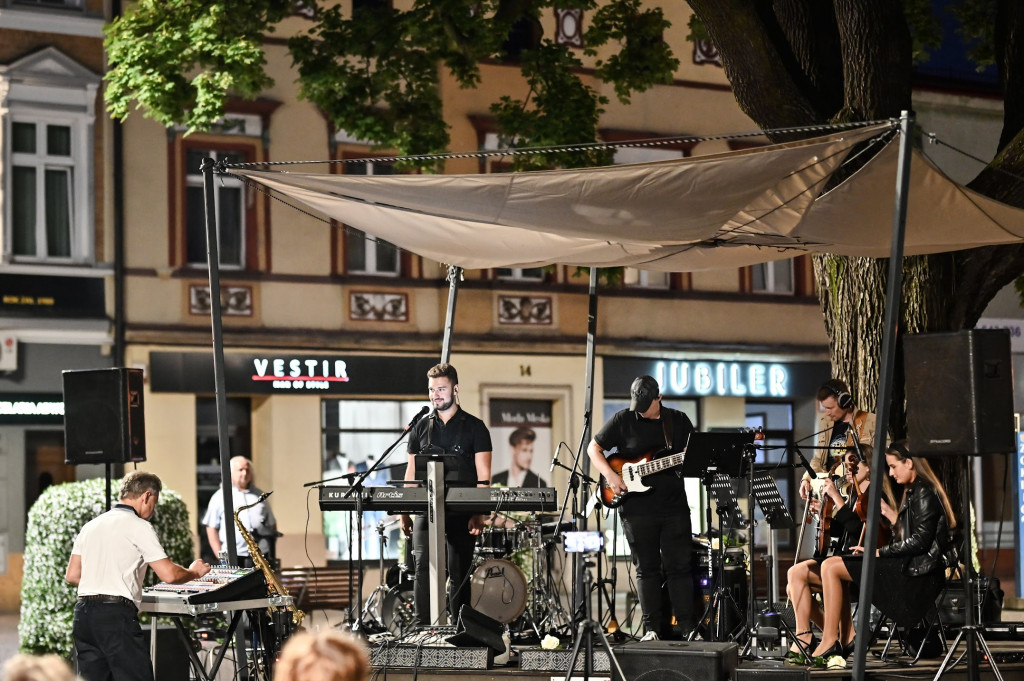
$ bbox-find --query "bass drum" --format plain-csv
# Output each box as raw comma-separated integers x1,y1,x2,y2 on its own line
469,558,528,624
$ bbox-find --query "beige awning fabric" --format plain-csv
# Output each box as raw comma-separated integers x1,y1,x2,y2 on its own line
230,122,1024,271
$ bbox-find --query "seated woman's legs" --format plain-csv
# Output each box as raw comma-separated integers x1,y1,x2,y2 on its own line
786,559,823,652
812,556,855,657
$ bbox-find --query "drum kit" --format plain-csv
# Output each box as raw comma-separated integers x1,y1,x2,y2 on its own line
362,513,572,639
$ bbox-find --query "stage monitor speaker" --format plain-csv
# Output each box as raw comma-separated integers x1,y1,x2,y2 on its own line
446,604,505,654
904,329,1014,456
611,641,738,681
63,368,146,465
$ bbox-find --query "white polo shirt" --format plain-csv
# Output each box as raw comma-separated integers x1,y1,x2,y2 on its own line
71,505,168,607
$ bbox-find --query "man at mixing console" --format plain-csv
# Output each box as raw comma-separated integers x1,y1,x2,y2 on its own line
65,470,211,681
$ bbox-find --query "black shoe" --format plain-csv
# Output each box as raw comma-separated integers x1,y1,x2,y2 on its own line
812,640,845,666
842,639,856,658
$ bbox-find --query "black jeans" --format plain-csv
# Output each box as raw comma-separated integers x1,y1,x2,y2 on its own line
412,513,478,624
621,510,695,637
73,600,153,681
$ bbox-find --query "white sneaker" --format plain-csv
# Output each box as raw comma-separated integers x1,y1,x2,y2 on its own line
640,631,659,642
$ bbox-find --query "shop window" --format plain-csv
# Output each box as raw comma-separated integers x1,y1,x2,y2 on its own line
321,399,427,561
13,0,83,7
343,160,400,276
195,397,252,563
1,49,99,265
751,259,794,294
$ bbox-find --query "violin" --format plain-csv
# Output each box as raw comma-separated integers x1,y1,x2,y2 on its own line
815,456,845,556
848,452,893,550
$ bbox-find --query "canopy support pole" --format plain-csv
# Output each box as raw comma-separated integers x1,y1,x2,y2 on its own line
851,110,914,681
572,267,599,624
441,266,463,363
202,158,247,672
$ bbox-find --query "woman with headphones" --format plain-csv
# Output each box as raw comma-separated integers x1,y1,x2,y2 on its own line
809,440,957,661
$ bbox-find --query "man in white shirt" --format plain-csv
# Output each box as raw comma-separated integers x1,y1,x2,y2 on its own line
65,470,210,681
203,456,277,566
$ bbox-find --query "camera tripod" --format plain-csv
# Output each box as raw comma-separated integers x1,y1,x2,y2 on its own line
563,553,626,681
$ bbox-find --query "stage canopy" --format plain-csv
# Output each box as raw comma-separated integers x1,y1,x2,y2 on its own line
230,121,1024,272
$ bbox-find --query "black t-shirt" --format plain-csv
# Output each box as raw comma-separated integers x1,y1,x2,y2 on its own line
407,408,492,486
594,406,695,516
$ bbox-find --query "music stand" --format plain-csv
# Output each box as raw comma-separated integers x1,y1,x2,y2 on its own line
745,471,798,659
680,431,757,479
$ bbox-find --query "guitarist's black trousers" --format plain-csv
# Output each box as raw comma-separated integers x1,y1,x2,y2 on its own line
620,509,696,637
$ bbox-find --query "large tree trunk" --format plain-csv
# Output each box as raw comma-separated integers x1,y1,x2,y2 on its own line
688,0,1024,523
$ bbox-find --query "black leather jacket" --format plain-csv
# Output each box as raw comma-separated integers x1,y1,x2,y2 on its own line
878,478,951,576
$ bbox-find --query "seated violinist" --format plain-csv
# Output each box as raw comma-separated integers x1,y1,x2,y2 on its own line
786,449,894,660
810,440,956,660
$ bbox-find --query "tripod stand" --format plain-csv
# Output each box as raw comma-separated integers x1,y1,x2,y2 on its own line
932,456,1003,681
563,551,626,681
691,473,747,642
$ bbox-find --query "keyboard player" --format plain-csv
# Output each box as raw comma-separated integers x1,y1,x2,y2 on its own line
400,363,492,625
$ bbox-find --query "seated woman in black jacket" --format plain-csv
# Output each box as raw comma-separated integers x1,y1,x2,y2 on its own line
810,440,957,660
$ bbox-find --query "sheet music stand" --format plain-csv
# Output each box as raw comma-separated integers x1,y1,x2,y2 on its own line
680,431,757,479
751,471,794,530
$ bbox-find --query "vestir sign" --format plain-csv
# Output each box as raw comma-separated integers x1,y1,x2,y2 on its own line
149,352,437,395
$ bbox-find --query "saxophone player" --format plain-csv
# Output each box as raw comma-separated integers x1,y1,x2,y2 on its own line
203,456,278,567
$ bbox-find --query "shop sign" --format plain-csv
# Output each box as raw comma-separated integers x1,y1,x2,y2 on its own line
150,352,437,395
0,274,105,318
603,356,830,399
0,393,64,424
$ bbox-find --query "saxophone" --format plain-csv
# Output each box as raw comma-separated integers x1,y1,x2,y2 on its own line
235,492,305,628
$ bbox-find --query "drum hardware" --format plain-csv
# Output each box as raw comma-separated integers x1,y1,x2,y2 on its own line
361,518,409,634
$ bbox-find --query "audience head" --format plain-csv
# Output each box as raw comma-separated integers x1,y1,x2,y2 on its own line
275,630,370,681
1,654,80,681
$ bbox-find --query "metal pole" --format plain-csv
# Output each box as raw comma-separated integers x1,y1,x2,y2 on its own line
201,158,238,567
440,266,462,363
851,111,914,681
573,267,599,624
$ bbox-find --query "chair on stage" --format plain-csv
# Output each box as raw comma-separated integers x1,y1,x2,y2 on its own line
868,543,961,665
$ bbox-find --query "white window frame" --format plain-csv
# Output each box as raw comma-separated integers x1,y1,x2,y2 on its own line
341,158,400,277
751,259,795,294
623,267,669,289
495,267,544,282
1,48,98,265
185,149,246,270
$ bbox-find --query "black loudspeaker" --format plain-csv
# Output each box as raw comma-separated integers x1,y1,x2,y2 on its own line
612,641,738,681
63,368,146,464
446,604,505,654
904,330,1015,455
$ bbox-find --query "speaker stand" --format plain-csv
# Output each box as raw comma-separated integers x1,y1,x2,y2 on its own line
932,456,1003,681
563,553,626,681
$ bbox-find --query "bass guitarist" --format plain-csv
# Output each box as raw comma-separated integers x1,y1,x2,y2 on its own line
587,375,695,641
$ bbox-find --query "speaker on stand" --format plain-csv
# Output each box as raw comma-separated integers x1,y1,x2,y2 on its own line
63,367,146,465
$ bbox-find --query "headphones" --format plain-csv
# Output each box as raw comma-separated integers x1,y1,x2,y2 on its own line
824,379,855,411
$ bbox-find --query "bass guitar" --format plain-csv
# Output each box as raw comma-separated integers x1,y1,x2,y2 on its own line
598,447,686,509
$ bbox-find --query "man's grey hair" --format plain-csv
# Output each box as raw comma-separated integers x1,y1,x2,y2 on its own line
120,470,162,500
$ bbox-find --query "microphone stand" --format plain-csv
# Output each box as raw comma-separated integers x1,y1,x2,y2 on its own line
318,414,423,635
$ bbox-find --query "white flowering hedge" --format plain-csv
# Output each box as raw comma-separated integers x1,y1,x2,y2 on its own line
18,478,194,656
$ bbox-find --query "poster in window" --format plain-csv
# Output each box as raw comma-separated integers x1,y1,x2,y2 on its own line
488,398,552,488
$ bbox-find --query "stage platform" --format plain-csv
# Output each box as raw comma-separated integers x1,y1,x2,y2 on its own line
365,636,1024,681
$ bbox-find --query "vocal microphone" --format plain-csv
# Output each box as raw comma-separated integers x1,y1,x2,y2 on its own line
549,442,565,473
404,405,430,430
793,446,816,479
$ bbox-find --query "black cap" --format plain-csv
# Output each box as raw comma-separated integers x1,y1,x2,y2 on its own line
629,375,660,413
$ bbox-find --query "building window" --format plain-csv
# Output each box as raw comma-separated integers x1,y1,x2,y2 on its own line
623,268,669,289
751,259,795,294
195,397,252,563
12,0,84,7
344,160,400,276
495,267,544,282
1,48,98,265
745,402,795,550
321,399,426,560
185,149,247,268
